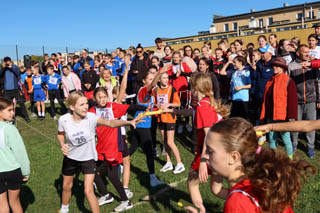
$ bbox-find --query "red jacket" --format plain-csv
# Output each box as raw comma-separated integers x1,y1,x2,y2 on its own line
167,62,192,92
311,59,320,68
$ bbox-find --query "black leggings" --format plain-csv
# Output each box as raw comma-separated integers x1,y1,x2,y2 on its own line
94,161,128,201
48,89,66,117
129,128,155,174
231,101,249,119
151,117,158,148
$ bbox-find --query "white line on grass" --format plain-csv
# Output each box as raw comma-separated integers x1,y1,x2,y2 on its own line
16,117,57,143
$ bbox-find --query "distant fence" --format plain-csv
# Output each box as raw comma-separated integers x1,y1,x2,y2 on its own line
0,45,113,63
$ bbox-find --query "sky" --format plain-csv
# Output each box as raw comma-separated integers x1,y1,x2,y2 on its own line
0,0,316,59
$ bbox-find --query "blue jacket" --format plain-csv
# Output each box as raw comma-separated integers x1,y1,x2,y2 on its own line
105,64,117,77
45,73,62,90
253,57,276,100
0,65,20,90
32,74,46,90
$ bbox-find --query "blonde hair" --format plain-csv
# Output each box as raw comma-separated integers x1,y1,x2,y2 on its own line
67,91,86,107
191,72,230,118
100,68,112,79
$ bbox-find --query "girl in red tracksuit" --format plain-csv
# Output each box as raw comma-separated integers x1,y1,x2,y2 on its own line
192,117,316,213
163,72,230,212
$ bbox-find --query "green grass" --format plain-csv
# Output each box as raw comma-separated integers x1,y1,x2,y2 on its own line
14,106,320,213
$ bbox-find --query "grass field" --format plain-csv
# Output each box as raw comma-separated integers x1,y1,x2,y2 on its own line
14,106,320,213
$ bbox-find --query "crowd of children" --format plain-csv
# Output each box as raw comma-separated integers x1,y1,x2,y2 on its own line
2,27,320,212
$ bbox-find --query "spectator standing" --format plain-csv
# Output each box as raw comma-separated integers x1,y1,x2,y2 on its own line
0,57,30,122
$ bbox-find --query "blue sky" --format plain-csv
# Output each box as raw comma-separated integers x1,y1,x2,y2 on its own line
0,0,316,58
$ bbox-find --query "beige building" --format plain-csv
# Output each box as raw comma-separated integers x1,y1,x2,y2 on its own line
210,2,320,34
145,2,320,51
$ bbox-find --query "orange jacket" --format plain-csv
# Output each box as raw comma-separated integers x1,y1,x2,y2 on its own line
260,73,290,121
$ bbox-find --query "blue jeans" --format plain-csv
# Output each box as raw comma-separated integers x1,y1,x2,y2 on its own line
267,120,293,155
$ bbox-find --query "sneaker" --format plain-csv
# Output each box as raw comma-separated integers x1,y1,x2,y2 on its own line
24,117,31,123
57,209,69,213
185,124,192,133
98,194,114,206
160,162,173,172
153,147,159,157
114,200,133,212
177,124,183,134
31,113,37,118
173,163,185,174
37,116,42,120
307,148,315,159
53,116,58,121
124,188,133,199
150,174,164,187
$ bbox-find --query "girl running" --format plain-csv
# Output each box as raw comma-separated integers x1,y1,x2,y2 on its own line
163,72,230,211
128,70,164,187
57,91,142,213
186,117,316,212
0,97,30,213
152,70,185,174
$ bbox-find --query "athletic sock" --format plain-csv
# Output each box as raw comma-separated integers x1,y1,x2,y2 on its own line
38,112,41,117
60,204,69,213
42,112,45,117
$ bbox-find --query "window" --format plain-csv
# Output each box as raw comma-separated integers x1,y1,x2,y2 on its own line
308,11,315,19
224,24,229,32
296,12,303,20
258,19,263,27
233,22,238,31
268,17,273,26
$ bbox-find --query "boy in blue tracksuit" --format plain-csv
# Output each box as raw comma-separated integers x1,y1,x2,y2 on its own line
45,65,66,120
32,65,46,120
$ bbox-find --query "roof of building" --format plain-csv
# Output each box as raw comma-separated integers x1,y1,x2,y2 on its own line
213,1,320,23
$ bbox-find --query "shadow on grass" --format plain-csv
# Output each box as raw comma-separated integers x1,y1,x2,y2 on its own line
20,184,35,212
54,173,91,213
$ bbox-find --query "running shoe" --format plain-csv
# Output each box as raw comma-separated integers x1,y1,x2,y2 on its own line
98,193,114,206
124,188,133,199
173,163,185,174
160,162,173,172
114,200,133,212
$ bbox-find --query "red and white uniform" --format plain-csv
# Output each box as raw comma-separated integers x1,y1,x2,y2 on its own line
89,102,129,165
191,97,222,173
224,179,294,213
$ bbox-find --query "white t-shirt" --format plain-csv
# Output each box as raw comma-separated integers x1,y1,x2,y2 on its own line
310,46,320,59
66,74,75,91
58,112,99,161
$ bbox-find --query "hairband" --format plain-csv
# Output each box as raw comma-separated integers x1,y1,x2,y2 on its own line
256,146,262,155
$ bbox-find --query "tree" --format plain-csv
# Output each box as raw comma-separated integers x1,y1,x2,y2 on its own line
31,55,43,62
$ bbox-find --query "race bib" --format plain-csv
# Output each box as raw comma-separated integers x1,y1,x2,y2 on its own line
34,77,41,85
49,76,58,84
96,107,114,120
69,130,90,146
157,94,168,105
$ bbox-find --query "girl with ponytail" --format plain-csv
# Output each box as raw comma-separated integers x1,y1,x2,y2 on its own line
163,72,230,212
187,117,316,213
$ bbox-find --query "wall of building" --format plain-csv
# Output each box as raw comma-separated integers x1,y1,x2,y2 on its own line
214,7,320,32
